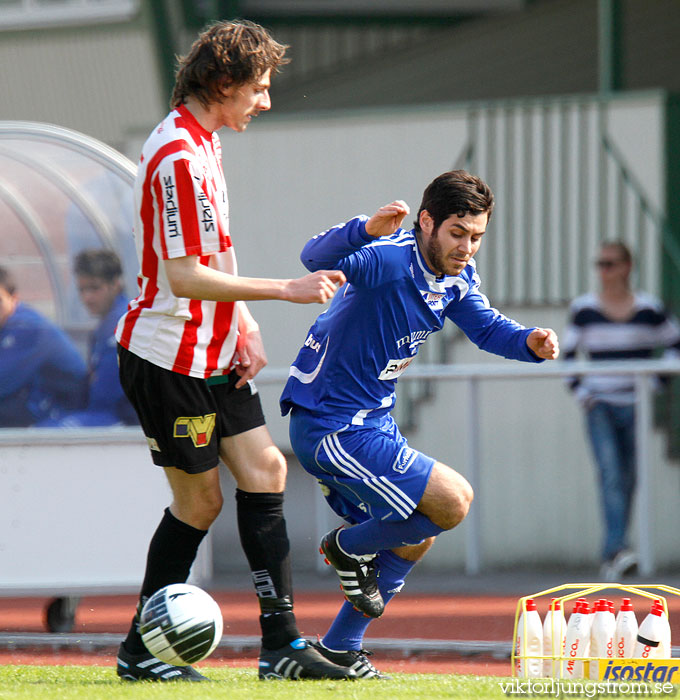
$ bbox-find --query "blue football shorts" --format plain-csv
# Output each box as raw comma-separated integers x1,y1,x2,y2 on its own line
289,407,435,525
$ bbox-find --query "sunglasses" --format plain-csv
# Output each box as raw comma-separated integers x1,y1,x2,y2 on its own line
595,259,622,269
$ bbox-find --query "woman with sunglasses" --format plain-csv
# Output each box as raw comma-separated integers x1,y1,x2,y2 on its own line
563,241,680,582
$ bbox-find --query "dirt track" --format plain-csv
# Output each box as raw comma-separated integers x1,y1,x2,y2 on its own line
0,590,516,675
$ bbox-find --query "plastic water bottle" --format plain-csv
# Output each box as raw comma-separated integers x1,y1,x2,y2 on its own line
563,600,590,679
653,599,672,658
634,601,666,659
515,598,543,678
589,599,615,678
543,598,566,677
615,598,638,658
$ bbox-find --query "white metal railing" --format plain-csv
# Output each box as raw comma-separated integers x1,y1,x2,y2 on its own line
251,358,680,576
2,359,678,576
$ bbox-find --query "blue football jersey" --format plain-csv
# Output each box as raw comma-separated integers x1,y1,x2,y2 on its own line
280,216,541,426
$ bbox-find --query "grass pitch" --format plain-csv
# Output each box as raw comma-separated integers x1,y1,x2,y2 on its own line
0,665,512,699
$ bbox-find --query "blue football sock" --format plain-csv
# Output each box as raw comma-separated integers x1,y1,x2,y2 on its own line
322,550,416,651
338,511,444,556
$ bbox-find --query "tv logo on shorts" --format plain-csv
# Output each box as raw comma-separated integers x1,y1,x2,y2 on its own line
173,413,217,447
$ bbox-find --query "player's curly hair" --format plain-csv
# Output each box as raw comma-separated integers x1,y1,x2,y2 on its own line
414,170,494,233
170,19,289,109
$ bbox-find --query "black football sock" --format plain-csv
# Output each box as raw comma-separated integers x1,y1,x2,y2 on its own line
123,507,208,655
235,489,300,650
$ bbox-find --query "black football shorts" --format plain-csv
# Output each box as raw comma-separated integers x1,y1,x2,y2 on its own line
117,345,266,473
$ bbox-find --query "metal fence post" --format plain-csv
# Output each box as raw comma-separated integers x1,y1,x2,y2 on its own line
635,373,654,576
465,376,481,575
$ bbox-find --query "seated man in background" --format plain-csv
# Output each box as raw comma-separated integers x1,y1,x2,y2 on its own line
0,266,87,427
39,249,137,427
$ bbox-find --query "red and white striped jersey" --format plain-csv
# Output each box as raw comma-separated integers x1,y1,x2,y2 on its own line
116,105,239,378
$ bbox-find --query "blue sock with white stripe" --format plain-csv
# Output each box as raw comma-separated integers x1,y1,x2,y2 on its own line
338,511,444,557
322,550,416,651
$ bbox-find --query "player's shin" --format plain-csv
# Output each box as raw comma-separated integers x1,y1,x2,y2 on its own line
123,508,208,655
322,549,416,651
235,489,301,649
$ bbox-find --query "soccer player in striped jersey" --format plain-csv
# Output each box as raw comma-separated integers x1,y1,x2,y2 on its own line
563,241,680,582
114,20,350,682
280,170,560,677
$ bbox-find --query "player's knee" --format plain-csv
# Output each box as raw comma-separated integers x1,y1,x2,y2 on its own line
248,447,287,491
202,489,224,522
440,479,474,530
264,448,288,487
176,488,223,529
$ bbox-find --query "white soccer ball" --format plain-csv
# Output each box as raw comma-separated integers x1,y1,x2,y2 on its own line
139,583,223,665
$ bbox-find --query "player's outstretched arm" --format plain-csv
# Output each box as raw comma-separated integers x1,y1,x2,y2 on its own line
365,200,410,238
165,255,345,304
527,328,560,360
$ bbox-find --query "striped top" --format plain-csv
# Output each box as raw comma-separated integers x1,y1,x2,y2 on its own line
116,105,239,378
563,292,680,405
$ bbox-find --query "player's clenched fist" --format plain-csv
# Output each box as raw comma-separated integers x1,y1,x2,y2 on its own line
365,200,410,238
527,327,560,360
284,270,346,304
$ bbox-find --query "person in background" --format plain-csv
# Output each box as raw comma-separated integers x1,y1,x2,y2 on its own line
563,241,680,581
0,266,87,427
39,249,137,427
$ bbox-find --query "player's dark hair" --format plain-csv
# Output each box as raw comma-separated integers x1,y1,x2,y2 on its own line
74,249,122,282
171,19,289,109
414,170,494,233
0,266,17,295
600,240,633,265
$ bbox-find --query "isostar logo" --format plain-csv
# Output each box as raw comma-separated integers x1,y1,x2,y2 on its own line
600,659,680,684
173,413,216,447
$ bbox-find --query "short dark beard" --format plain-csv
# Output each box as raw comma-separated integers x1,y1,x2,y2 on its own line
416,228,446,277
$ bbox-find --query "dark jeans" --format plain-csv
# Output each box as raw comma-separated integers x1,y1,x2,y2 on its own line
585,401,636,561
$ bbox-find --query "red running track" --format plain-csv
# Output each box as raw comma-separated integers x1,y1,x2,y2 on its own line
2,590,679,676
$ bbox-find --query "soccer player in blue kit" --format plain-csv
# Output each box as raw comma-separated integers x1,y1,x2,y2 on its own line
280,170,560,678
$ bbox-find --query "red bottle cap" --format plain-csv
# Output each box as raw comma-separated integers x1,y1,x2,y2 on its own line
620,598,634,611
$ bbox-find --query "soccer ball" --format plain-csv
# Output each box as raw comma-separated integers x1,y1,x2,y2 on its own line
139,583,223,665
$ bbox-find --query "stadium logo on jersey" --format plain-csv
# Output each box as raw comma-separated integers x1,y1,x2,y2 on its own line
393,446,416,474
173,413,216,447
162,175,180,237
197,191,215,232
